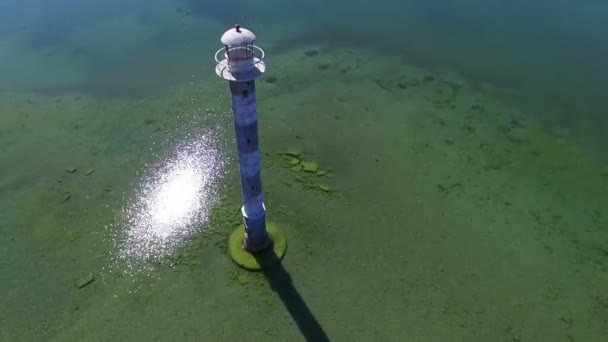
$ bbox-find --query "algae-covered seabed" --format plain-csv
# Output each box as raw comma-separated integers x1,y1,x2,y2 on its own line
2,25,608,342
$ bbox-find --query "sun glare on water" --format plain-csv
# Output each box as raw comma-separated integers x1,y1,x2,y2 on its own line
111,129,227,267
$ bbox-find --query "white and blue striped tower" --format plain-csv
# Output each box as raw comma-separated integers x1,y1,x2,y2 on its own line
215,25,271,253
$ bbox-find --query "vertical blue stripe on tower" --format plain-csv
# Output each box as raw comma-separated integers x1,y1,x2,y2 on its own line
229,80,269,251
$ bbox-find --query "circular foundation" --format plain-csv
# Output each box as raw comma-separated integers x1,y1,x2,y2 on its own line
228,222,287,271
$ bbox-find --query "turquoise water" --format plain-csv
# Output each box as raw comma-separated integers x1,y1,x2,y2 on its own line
1,1,607,341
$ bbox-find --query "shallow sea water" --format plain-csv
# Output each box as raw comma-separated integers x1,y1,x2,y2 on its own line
1,1,607,341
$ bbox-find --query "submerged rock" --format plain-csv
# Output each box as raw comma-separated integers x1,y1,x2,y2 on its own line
76,273,95,289
304,49,319,57
284,148,301,158
144,118,157,126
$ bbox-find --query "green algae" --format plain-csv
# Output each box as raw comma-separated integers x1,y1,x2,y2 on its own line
280,181,294,188
166,193,242,267
276,205,295,216
228,222,287,271
65,229,79,242
300,161,319,173
173,239,207,266
227,268,277,307
164,144,335,273
237,273,249,285
227,268,266,288
318,184,332,193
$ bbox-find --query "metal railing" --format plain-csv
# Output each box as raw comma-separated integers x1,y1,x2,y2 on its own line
214,45,265,64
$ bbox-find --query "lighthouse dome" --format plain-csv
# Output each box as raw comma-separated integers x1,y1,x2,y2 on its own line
221,25,256,46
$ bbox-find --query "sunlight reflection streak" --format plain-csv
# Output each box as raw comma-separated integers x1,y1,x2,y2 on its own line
116,129,226,262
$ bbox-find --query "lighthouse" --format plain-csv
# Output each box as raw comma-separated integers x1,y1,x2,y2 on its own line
215,25,285,269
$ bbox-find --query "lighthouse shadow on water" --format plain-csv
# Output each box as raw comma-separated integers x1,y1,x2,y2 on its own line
255,250,330,342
